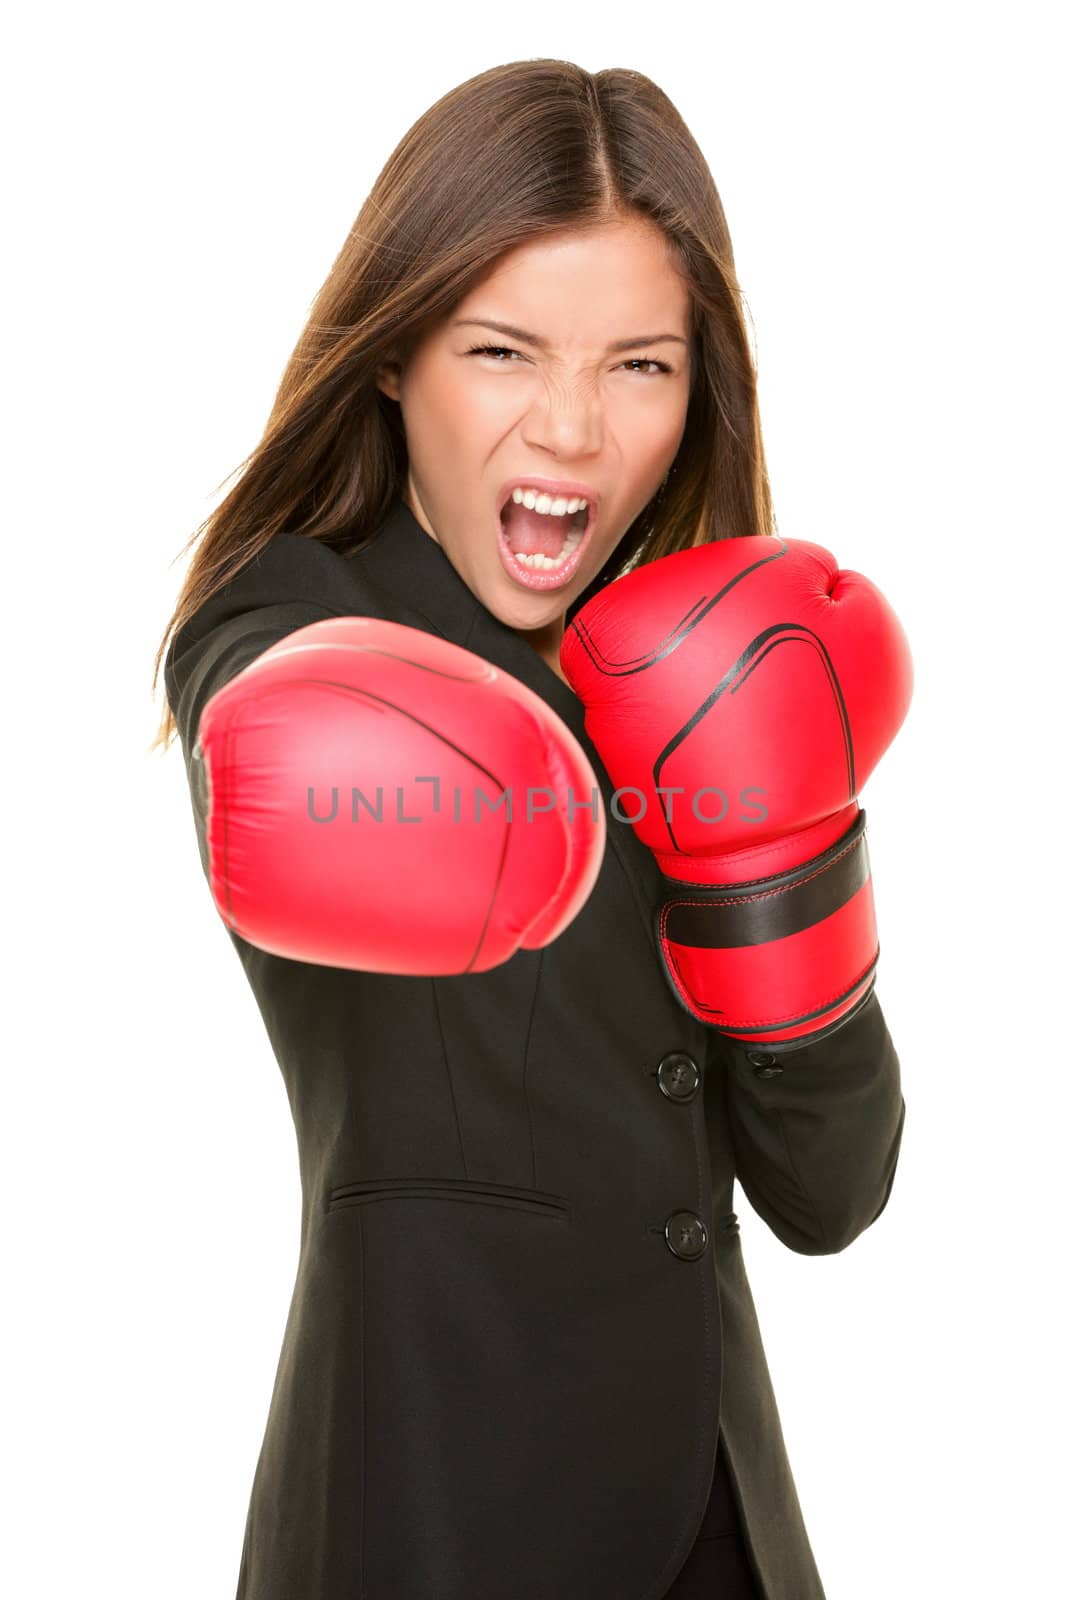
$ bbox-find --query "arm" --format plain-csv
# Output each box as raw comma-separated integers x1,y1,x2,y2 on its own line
560,534,911,1252
164,536,357,883
165,535,605,974
714,985,905,1255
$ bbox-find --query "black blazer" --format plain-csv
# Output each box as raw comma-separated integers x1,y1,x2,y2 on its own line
164,494,906,1600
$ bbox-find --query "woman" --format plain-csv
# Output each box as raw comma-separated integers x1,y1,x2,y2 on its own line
153,59,908,1600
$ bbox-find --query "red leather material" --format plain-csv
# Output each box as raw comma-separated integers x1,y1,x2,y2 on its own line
196,616,606,974
560,536,912,1045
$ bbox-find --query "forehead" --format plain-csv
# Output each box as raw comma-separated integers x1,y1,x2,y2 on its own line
454,222,690,344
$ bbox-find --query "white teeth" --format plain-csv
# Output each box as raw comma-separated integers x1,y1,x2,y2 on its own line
511,527,582,570
511,488,589,517
502,487,589,575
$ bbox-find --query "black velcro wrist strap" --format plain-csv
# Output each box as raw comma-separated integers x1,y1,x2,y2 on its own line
661,809,870,950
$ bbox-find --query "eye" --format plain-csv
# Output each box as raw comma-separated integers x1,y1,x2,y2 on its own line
620,357,675,377
464,344,674,377
464,344,525,363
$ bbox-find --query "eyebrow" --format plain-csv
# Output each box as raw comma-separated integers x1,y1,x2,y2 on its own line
452,317,688,353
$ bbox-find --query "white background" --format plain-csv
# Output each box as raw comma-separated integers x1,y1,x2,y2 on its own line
4,3,1063,1595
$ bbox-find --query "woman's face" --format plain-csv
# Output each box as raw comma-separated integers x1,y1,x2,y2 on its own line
376,217,692,666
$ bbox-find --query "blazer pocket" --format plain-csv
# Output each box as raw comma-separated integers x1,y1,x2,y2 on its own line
326,1175,571,1223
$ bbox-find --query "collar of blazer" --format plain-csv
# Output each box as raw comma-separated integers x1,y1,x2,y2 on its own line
350,493,664,953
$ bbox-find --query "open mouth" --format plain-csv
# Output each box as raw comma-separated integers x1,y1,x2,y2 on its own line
497,497,592,585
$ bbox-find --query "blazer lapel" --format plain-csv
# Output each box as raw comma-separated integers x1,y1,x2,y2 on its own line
351,495,664,956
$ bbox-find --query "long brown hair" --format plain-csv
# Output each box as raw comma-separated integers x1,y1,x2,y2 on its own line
150,59,775,752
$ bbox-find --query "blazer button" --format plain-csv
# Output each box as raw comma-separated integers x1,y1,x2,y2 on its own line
656,1051,700,1103
746,1050,783,1079
664,1210,709,1260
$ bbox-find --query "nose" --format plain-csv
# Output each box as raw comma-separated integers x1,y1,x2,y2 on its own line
520,378,604,462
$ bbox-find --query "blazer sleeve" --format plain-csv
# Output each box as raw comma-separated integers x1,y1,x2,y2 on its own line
163,534,355,878
712,987,906,1256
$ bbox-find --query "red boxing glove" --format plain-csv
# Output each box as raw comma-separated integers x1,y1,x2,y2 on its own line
193,617,605,973
560,536,912,1049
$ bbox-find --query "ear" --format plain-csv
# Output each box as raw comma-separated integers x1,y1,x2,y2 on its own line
376,361,402,402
